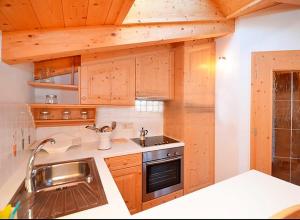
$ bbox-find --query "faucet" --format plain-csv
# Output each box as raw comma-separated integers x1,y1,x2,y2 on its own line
25,138,56,193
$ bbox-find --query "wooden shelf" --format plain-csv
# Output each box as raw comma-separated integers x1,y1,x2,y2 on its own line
29,104,97,127
35,119,95,127
28,81,78,91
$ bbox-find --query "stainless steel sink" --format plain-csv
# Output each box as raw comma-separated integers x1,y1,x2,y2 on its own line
10,158,107,219
33,160,93,192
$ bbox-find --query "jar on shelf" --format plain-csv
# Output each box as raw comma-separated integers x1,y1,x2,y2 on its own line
40,111,50,120
62,110,71,120
81,111,88,120
45,95,58,104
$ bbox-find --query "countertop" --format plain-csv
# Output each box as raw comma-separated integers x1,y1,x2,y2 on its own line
0,139,184,219
1,139,300,219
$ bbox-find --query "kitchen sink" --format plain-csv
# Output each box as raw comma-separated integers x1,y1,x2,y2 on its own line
10,158,107,219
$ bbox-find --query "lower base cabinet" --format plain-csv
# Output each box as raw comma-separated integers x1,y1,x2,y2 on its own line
142,190,184,211
111,165,142,214
105,153,142,215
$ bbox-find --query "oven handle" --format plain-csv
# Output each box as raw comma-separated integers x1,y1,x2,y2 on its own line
145,156,182,166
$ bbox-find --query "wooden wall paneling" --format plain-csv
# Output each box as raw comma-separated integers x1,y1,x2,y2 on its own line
251,51,300,174
62,0,89,27
86,0,113,25
111,57,136,105
2,20,235,64
123,0,225,24
30,0,64,29
0,0,40,31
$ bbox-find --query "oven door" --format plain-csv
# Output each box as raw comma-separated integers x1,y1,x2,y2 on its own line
143,156,183,202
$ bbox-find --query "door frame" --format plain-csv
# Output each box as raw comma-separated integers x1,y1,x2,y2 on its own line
251,50,300,174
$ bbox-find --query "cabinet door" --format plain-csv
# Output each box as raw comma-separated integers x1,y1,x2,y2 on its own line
184,43,215,107
111,165,142,215
80,61,112,104
136,51,174,100
184,111,215,194
111,58,136,106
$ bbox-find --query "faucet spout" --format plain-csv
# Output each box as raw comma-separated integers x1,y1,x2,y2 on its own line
25,138,56,193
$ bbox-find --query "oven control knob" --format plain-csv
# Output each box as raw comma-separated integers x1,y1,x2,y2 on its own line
167,153,171,157
175,152,180,156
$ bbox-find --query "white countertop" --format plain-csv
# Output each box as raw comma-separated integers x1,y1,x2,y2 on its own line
1,140,300,219
0,139,184,219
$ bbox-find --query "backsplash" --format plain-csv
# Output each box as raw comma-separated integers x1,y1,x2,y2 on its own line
36,106,163,141
0,104,36,185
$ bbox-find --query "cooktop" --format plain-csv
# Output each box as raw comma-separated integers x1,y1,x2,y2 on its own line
131,136,179,147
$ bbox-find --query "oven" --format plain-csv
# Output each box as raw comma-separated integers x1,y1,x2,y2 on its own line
142,147,184,202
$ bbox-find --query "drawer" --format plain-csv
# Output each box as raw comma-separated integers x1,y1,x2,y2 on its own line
105,153,142,171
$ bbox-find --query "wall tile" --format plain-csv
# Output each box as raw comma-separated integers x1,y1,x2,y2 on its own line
274,72,292,101
274,129,291,157
293,101,300,129
293,72,300,101
274,101,291,129
291,159,300,185
292,130,300,158
272,157,290,182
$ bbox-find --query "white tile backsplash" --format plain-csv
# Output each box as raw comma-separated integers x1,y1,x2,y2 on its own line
36,106,164,141
0,104,36,159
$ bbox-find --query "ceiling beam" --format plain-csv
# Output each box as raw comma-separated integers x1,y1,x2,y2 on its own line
123,0,226,24
114,0,135,25
274,0,300,5
226,0,279,19
2,21,234,64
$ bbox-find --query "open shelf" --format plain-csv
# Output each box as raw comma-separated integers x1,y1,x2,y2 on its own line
29,104,98,127
28,81,78,91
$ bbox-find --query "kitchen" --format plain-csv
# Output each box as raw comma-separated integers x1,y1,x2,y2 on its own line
1,0,300,219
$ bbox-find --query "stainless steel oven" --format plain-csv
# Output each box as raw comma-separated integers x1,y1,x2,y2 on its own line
142,147,184,202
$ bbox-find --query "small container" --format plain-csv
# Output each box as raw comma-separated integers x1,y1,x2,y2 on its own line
45,95,58,104
81,111,88,120
62,110,71,120
40,111,50,120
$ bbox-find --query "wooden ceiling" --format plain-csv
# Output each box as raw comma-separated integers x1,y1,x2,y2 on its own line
0,0,134,31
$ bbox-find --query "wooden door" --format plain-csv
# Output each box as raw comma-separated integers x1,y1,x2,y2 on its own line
136,51,174,100
184,110,215,194
80,61,112,104
111,58,136,106
251,51,300,174
111,165,142,215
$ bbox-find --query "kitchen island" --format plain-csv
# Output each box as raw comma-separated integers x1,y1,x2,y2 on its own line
1,140,300,219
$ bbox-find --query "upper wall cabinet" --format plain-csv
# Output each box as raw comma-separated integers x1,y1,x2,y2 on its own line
136,51,174,100
80,57,135,106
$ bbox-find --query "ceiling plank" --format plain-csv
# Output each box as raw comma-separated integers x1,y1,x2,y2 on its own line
105,0,124,24
86,0,113,25
212,0,254,16
274,0,300,6
114,0,135,25
124,0,225,24
226,0,279,19
2,20,234,64
0,11,13,31
30,0,64,29
0,0,40,30
62,0,89,27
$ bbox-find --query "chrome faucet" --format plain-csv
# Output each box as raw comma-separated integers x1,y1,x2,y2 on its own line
25,138,56,193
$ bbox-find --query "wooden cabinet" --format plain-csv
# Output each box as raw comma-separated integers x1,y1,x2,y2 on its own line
164,39,215,195
111,166,142,215
136,51,174,100
105,153,142,215
80,57,135,105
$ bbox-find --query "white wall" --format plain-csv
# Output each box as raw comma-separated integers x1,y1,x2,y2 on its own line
215,5,300,182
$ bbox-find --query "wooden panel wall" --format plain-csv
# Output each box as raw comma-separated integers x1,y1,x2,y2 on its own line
251,51,300,174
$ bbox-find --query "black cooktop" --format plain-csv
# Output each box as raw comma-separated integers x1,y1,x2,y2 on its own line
131,136,179,147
